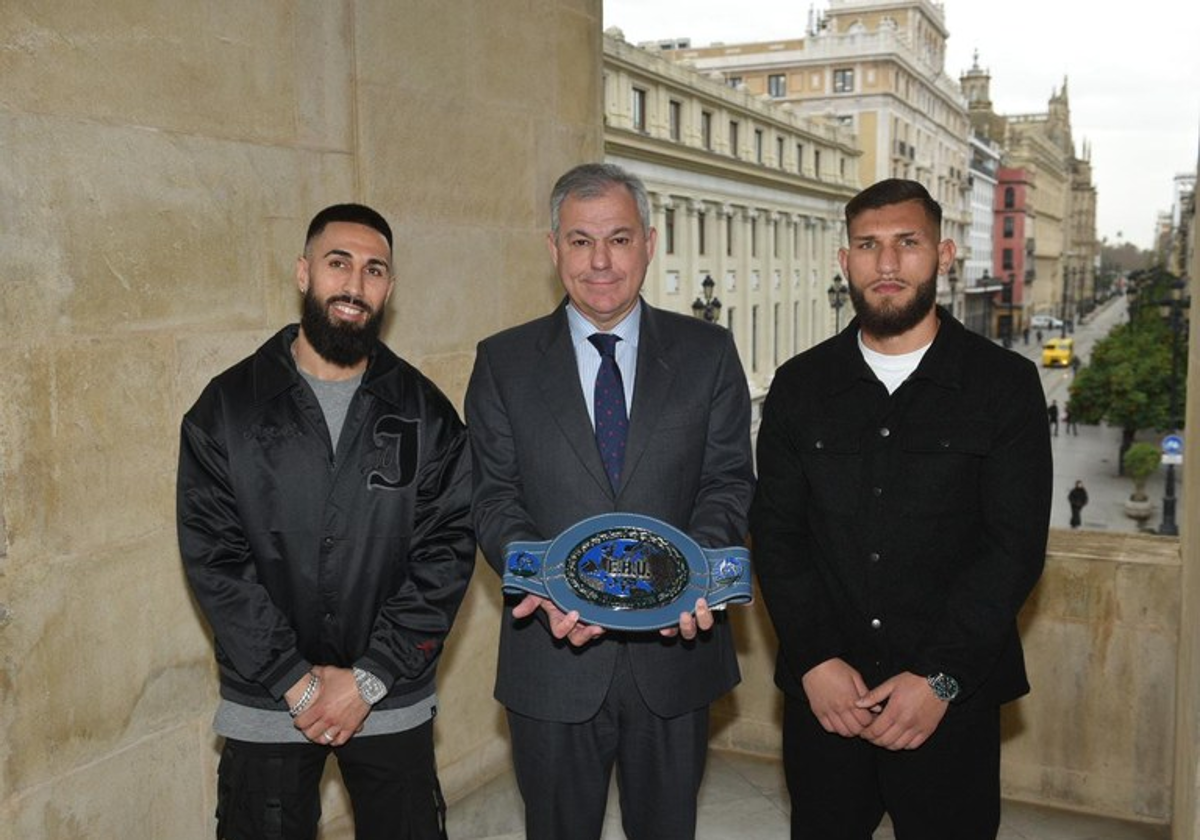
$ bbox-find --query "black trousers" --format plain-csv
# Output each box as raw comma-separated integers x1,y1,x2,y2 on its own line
507,646,710,840
783,693,1001,840
215,721,446,840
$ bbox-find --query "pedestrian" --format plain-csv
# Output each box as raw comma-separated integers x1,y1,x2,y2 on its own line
1048,399,1059,436
752,178,1052,839
1068,480,1089,528
465,162,754,840
177,203,476,839
1071,355,1082,375
1036,328,1043,344
1064,401,1079,435
1023,326,1030,345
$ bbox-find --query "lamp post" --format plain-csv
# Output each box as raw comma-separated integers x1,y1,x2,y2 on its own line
827,273,848,332
947,264,958,320
1065,264,1075,340
1158,277,1190,536
1000,273,1014,347
691,274,722,323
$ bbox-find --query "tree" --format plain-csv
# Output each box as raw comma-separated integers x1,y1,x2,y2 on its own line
1068,270,1187,473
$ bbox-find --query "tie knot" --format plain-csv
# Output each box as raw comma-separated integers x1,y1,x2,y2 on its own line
588,333,620,359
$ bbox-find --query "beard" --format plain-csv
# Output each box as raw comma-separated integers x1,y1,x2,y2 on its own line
847,267,938,337
300,287,384,368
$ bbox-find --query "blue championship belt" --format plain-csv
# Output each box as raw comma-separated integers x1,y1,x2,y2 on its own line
502,513,752,631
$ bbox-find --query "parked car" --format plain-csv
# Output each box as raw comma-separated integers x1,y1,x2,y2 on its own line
1030,314,1064,330
1042,337,1074,368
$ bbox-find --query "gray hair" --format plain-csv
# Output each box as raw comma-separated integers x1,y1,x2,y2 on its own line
549,163,651,237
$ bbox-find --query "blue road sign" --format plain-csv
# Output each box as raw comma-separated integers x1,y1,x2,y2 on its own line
1162,434,1184,455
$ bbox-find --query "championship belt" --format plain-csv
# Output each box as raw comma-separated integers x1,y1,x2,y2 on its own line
501,513,752,631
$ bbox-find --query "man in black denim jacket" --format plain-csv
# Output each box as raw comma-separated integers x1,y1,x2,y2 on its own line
751,179,1052,840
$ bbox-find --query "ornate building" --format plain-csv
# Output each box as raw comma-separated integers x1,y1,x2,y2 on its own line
656,0,972,315
604,31,859,397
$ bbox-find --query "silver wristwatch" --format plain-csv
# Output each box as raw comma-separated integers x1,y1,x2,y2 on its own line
353,667,387,706
927,672,960,702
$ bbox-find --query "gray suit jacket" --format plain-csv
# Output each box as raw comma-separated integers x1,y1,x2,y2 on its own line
466,299,754,721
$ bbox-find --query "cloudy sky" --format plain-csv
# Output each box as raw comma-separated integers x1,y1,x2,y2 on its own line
602,0,1200,251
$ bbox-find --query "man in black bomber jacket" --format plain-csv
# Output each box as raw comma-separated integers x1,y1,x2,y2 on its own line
177,203,474,840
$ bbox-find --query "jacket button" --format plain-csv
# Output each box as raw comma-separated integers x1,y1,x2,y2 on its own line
940,439,951,448
868,552,880,563
879,427,890,437
815,440,825,450
322,536,334,548
872,486,883,497
870,618,882,630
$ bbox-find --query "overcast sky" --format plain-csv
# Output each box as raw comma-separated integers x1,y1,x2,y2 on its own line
603,0,1200,251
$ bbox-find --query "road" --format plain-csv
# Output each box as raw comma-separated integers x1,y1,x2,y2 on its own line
1001,297,1183,533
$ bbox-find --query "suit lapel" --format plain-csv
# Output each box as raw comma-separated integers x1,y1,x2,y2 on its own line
534,306,613,494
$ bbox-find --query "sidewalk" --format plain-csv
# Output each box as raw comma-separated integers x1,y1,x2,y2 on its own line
1003,297,1184,533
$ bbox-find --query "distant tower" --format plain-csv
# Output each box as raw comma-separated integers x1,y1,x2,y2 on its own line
959,50,992,108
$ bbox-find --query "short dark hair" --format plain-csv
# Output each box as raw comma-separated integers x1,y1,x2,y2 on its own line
550,163,651,237
845,179,942,232
305,203,393,253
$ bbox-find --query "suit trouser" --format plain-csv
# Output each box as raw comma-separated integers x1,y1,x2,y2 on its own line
214,721,446,840
783,693,1001,840
507,644,709,840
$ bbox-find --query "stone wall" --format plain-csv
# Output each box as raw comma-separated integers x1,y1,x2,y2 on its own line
0,2,602,837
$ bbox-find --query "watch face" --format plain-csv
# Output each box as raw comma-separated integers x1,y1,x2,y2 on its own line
929,673,960,701
355,669,387,704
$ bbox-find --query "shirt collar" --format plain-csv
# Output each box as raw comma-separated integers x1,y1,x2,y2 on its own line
566,299,642,349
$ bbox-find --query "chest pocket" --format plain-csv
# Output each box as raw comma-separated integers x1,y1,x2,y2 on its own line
802,427,863,513
896,421,993,514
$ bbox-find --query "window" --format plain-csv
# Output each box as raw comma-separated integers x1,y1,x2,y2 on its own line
1004,186,1015,209
1002,248,1014,270
726,214,734,257
726,305,736,338
796,142,805,172
773,219,780,258
751,217,758,257
768,73,786,97
697,210,707,255
776,136,785,169
668,100,682,141
701,111,713,150
833,68,855,93
729,121,739,157
727,75,743,89
814,149,822,175
632,87,646,132
754,129,764,163
665,208,676,255
1003,216,1015,238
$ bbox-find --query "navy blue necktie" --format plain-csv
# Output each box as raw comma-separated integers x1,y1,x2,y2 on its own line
588,333,628,490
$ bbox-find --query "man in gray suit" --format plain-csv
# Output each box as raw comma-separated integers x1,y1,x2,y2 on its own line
466,163,754,840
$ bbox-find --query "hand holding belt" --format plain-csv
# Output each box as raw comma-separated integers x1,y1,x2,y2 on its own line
502,513,752,631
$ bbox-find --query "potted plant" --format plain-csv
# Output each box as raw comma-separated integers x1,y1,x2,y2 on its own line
1122,441,1161,522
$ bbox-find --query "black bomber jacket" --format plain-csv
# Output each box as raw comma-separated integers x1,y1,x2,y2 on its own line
177,325,475,710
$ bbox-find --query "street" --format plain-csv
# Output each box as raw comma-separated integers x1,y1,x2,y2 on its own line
1000,297,1183,533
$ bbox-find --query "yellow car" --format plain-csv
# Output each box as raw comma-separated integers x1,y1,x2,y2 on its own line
1042,337,1074,368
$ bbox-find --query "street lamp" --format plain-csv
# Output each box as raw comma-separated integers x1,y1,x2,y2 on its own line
1065,264,1075,340
1158,277,1190,536
1001,273,1015,347
947,264,958,320
827,274,848,332
691,274,722,323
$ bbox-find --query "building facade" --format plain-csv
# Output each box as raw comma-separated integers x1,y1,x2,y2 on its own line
604,31,860,396
658,0,972,316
